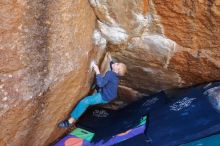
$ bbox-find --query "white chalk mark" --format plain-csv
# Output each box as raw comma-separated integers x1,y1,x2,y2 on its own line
98,21,128,44
170,97,196,111
204,86,220,112
93,109,109,118
142,97,159,107
92,29,107,49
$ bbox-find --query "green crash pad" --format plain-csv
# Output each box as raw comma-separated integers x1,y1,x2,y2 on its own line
70,128,94,142
181,134,220,146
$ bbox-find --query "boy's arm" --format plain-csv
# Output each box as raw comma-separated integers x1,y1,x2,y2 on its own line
92,64,110,87
106,52,113,61
96,72,110,87
106,52,115,70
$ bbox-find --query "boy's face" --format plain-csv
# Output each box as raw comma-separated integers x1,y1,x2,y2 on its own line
112,63,121,73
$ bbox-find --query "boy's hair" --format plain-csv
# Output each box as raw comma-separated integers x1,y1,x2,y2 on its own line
118,63,127,76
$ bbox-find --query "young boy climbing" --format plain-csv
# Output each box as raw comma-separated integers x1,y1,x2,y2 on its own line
58,54,127,128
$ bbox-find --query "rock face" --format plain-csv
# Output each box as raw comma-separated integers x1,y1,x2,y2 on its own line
90,0,220,95
0,0,220,145
0,0,105,146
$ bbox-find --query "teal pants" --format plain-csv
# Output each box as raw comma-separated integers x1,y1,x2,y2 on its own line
70,93,108,120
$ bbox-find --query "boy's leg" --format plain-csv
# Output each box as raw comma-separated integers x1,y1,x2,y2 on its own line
58,93,107,128
70,93,107,121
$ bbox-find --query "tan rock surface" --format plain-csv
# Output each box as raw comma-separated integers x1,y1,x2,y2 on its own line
153,0,220,49
0,0,103,146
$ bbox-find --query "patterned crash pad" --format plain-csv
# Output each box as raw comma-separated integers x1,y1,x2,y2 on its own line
54,116,147,146
54,128,93,146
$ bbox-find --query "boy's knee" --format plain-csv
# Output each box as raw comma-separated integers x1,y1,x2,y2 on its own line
79,99,89,105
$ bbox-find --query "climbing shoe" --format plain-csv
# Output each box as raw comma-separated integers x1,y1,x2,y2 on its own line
58,120,71,128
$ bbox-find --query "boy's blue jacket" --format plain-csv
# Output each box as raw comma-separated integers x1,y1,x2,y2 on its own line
96,62,119,101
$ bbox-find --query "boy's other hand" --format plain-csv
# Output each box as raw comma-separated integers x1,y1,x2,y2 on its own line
93,64,100,74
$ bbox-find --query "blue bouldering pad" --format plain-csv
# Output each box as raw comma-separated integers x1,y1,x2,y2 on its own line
146,82,220,146
77,91,167,142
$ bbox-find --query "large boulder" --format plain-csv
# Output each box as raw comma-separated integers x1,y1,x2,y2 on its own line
0,0,105,145
89,0,220,95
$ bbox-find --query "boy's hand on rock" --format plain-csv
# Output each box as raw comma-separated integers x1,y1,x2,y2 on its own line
93,64,100,74
106,52,112,61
